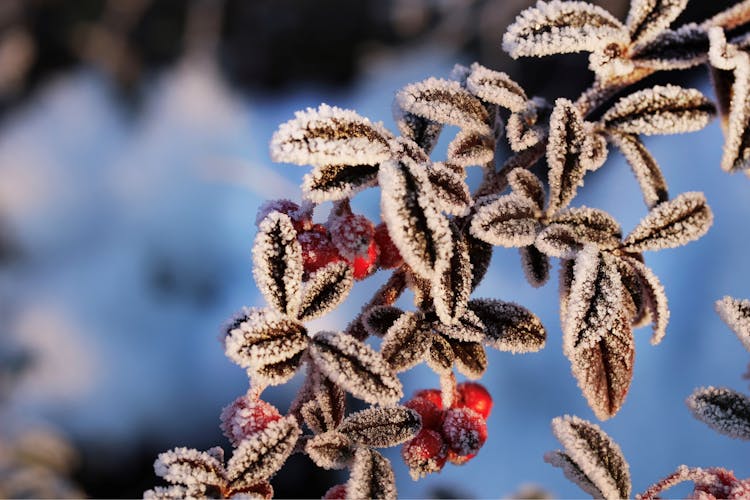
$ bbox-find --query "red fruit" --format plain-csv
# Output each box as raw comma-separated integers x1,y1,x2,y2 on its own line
374,223,403,269
255,199,311,231
329,213,375,258
401,429,448,478
447,450,476,465
351,239,379,280
414,389,443,409
441,407,487,456
454,382,493,419
405,397,443,430
297,226,344,277
220,397,282,447
323,484,347,499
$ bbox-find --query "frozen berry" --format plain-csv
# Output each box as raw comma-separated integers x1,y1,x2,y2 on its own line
322,484,347,499
414,389,443,409
220,396,282,447
297,225,344,277
351,239,379,280
447,450,476,465
405,397,443,430
374,222,403,269
255,199,311,231
401,429,448,479
441,407,487,456
329,213,375,261
455,382,493,420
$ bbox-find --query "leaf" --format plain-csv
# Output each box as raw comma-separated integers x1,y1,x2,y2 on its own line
715,296,750,351
536,207,622,259
465,62,527,112
297,262,354,322
520,244,551,287
626,0,688,48
346,448,396,500
506,100,549,152
226,416,301,490
153,447,226,489
309,331,403,405
467,231,493,290
559,258,576,320
144,485,195,500
470,193,539,248
447,130,495,168
252,212,304,317
450,339,488,379
621,191,713,252
379,159,453,279
608,133,668,208
339,407,421,448
304,431,355,470
432,224,473,325
270,104,393,167
544,451,604,498
547,415,632,499
302,164,380,202
426,335,455,375
686,387,750,440
502,0,627,58
395,78,491,134
622,256,669,345
601,85,715,136
631,24,709,70
362,306,405,338
393,108,442,155
311,369,347,431
380,312,433,372
426,162,472,216
252,351,306,386
469,299,546,353
434,309,486,343
508,168,546,211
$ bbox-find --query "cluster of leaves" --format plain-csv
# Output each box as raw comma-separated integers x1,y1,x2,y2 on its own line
147,0,750,498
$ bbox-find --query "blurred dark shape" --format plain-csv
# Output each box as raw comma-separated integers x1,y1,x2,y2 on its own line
429,484,475,499
147,255,220,307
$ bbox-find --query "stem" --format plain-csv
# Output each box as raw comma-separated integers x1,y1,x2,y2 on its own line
345,268,408,340
440,372,458,408
704,0,750,31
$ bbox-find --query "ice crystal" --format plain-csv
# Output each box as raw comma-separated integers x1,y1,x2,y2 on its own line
609,133,668,208
465,62,528,112
626,0,688,48
716,296,750,351
470,193,539,248
346,448,396,500
301,163,380,202
338,407,421,448
304,431,354,470
297,262,354,322
468,299,546,354
687,387,750,440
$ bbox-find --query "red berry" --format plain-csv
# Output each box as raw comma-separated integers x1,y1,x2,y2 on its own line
255,199,311,231
447,450,476,465
405,397,443,430
441,407,487,456
220,397,282,447
454,382,493,420
414,389,443,409
297,226,344,277
374,222,402,269
323,484,347,499
329,213,375,260
401,429,448,478
351,239,379,280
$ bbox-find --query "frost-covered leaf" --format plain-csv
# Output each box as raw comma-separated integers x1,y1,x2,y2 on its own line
340,407,421,448
602,85,715,136
393,108,442,154
609,133,668,208
427,335,455,375
631,24,709,70
446,130,494,168
621,192,713,252
508,168,546,211
502,0,627,58
309,331,403,405
466,62,527,112
362,306,405,338
520,244,551,287
467,231,493,290
379,159,452,279
346,448,396,500
716,296,750,351
626,0,688,48
432,224,472,325
615,256,649,326
302,164,380,202
506,109,547,152
469,299,546,353
426,162,472,216
395,78,491,134
153,447,226,490
687,387,750,440
305,431,354,470
536,207,622,259
270,104,393,167
544,451,604,498
547,415,631,499
434,309,486,343
450,339,487,379
253,212,303,317
226,416,301,490
622,256,669,345
380,312,433,372
252,352,306,385
311,370,347,432
470,193,539,247
144,485,196,500
298,262,353,322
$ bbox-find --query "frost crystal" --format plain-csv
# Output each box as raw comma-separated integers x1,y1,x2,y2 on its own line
465,62,527,112
153,447,226,492
346,448,396,500
451,339,488,379
468,299,546,354
297,262,354,322
446,130,494,168
715,296,750,351
380,312,433,372
687,387,750,440
536,207,622,259
609,133,668,207
470,193,539,248
626,0,688,48
508,168,546,211
338,407,421,448
301,163,380,202
426,162,472,216
304,431,354,470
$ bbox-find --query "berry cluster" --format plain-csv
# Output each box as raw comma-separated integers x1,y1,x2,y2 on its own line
255,199,402,281
401,383,492,479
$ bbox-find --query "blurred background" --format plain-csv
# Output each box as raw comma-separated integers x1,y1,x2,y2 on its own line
0,0,748,498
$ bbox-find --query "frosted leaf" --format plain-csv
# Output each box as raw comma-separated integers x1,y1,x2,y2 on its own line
395,78,491,134
229,481,273,499
609,133,668,208
153,447,226,490
621,191,713,252
226,416,301,491
450,339,488,379
470,193,539,248
716,296,750,351
588,46,635,81
465,62,528,112
309,331,403,405
687,387,750,440
446,130,495,168
143,485,194,500
559,259,576,319
252,352,306,386
434,309,486,343
311,369,347,432
544,451,604,498
450,63,471,84
537,207,622,259
252,212,303,317
270,104,393,168
520,245,551,287
615,256,649,327
548,415,631,499
630,24,709,70
626,0,688,48
467,231,493,290
380,312,433,372
638,465,749,500
587,131,609,172
304,431,354,470
379,159,452,279
346,448,396,500
301,399,327,434
427,335,455,376
601,85,715,136
297,262,353,322
392,107,442,155
622,256,669,345
432,224,472,325
426,162,472,216
302,164,380,202
362,306,405,338
506,98,550,152
546,99,594,214
469,299,546,354
508,168,546,211
339,406,421,448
